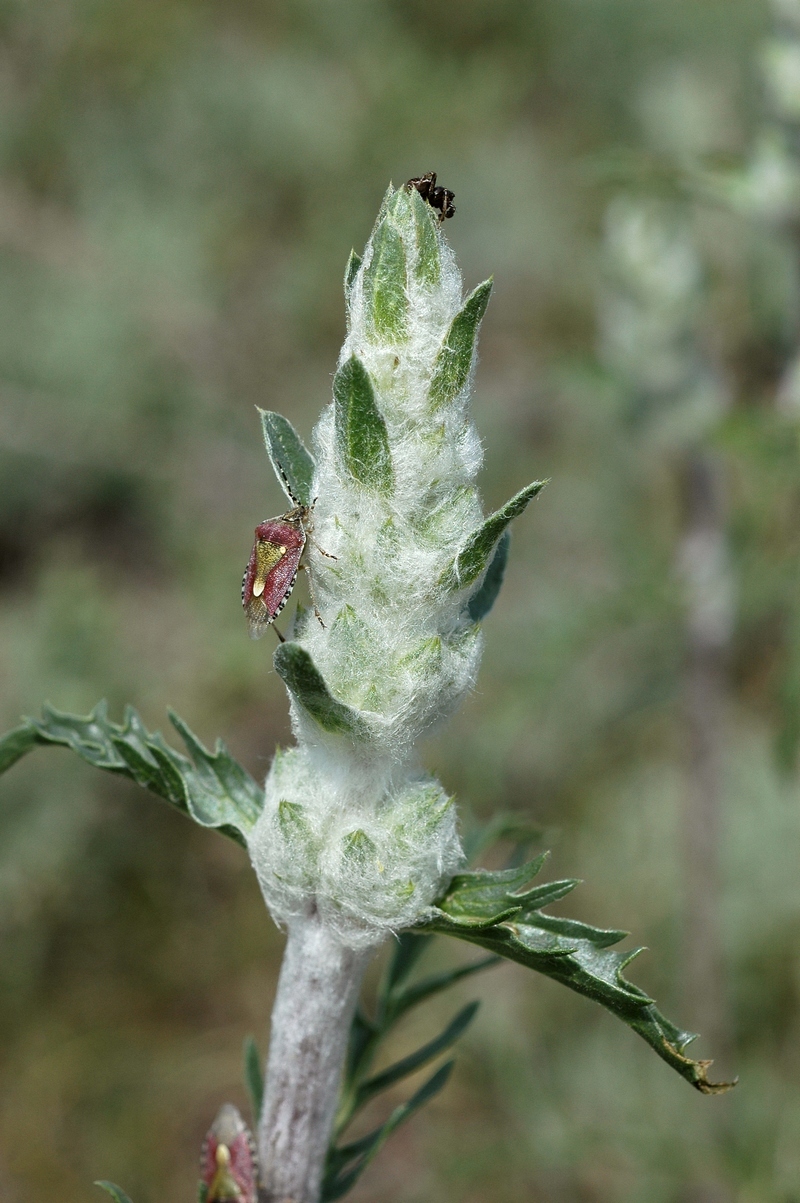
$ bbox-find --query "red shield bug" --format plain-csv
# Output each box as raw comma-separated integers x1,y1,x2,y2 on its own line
200,1103,259,1203
242,471,335,641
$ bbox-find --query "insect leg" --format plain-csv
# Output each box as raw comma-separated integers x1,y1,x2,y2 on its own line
272,622,286,643
299,564,326,628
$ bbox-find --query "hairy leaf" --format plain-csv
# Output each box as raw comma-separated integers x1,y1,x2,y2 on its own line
441,480,546,592
409,186,441,286
322,1063,453,1201
95,1184,134,1203
415,861,735,1095
243,1035,264,1123
467,530,510,622
363,218,408,342
344,248,362,302
333,356,394,494
258,409,316,508
429,279,493,412
274,642,369,738
0,702,262,847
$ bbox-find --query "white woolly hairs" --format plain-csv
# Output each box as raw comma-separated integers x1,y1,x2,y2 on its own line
248,184,494,946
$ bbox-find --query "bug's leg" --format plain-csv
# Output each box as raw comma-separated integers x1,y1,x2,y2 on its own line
272,622,286,643
299,564,326,628
310,537,337,560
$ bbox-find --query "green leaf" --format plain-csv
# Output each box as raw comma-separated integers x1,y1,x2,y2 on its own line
384,956,499,1024
441,480,547,592
197,1183,209,1203
1,701,263,847
333,355,393,494
355,1002,478,1110
429,279,493,412
409,186,441,286
415,863,735,1095
95,1183,134,1203
467,529,510,622
258,409,316,508
363,218,408,342
274,642,369,738
0,723,38,773
344,248,362,302
243,1035,264,1123
462,810,545,864
322,1063,453,1201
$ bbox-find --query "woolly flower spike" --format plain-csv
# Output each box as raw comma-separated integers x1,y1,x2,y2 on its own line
247,183,544,947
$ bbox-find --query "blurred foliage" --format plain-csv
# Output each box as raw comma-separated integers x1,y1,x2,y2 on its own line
2,1,800,1201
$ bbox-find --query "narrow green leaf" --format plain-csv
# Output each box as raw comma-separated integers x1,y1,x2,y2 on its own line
333,355,393,494
385,956,499,1023
197,1183,209,1203
274,642,369,738
415,868,735,1095
467,530,510,623
322,1063,453,1201
409,186,440,286
243,1035,264,1123
2,702,262,847
429,279,493,412
441,480,547,592
382,932,432,1000
355,1002,478,1109
258,409,316,508
0,722,39,773
363,219,408,342
95,1183,134,1203
344,248,362,301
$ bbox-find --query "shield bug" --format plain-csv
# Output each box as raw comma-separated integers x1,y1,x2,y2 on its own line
200,1103,259,1203
405,171,455,221
242,473,335,641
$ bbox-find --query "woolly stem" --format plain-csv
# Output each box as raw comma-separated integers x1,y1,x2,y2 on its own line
258,909,376,1203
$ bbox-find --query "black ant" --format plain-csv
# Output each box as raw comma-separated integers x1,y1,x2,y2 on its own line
405,172,455,222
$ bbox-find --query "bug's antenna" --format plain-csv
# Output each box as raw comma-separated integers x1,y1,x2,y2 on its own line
275,457,301,510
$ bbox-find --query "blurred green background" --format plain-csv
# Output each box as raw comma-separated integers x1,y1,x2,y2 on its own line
2,1,800,1200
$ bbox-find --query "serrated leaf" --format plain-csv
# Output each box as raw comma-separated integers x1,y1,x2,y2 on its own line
243,1035,264,1123
409,186,440,286
333,355,393,494
95,1183,134,1203
355,1002,478,1109
363,218,408,342
415,866,735,1095
1,702,262,847
441,480,547,592
322,1063,453,1201
258,409,316,508
274,642,369,738
429,279,493,412
467,530,510,622
437,854,550,923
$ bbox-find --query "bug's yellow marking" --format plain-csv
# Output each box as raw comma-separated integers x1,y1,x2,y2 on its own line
252,540,287,598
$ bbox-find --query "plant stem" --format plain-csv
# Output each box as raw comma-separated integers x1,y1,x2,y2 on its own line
259,908,375,1203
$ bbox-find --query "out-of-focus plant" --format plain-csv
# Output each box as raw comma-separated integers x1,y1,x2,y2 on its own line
0,183,731,1203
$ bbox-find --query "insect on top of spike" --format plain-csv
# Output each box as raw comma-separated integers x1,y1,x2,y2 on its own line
405,171,455,221
200,1104,259,1203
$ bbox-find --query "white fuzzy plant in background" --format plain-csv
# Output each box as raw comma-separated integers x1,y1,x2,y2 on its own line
0,179,732,1203
249,182,542,1201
